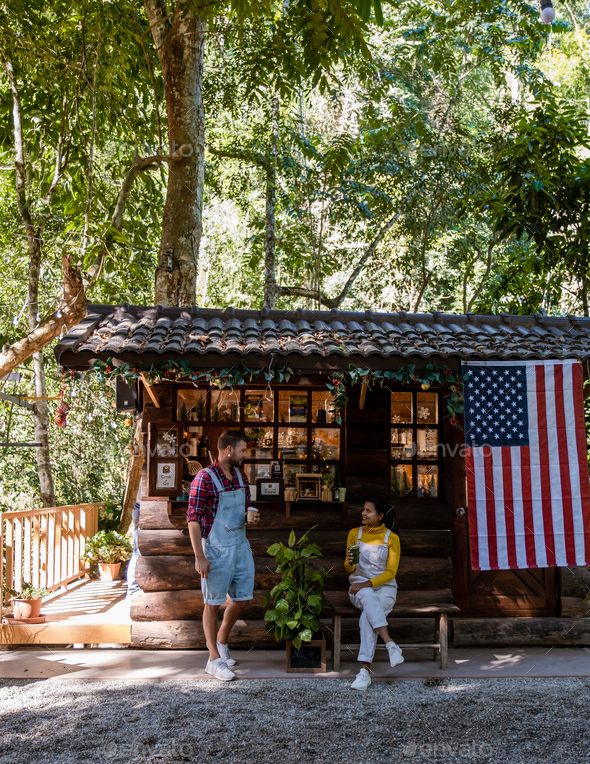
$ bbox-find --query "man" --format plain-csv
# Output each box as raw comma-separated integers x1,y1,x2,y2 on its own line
187,429,260,681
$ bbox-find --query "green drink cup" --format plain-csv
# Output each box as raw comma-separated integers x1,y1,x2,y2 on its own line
348,545,360,565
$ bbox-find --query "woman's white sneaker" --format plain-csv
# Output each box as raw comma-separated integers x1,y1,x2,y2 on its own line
386,642,404,668
205,658,236,681
216,640,236,667
351,667,372,690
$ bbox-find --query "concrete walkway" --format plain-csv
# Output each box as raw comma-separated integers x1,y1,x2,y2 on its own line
1,645,589,680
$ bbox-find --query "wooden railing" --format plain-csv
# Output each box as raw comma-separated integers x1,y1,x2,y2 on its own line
1,503,101,611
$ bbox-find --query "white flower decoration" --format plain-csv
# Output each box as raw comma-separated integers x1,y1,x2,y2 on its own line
418,407,430,420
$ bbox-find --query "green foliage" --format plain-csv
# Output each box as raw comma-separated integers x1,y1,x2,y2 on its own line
263,527,329,649
327,363,465,428
12,583,50,600
81,530,133,565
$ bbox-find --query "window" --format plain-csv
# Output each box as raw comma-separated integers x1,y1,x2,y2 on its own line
173,385,342,493
390,390,442,499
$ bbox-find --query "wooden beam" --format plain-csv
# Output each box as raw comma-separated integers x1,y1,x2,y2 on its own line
359,381,368,410
0,623,131,645
140,373,160,408
0,391,33,411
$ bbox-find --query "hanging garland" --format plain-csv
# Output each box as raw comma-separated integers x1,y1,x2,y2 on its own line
66,358,464,429
327,362,465,430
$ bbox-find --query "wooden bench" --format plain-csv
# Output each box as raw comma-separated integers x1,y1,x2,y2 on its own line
328,598,460,671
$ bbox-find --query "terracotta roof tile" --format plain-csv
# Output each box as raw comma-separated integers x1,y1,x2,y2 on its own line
54,305,590,366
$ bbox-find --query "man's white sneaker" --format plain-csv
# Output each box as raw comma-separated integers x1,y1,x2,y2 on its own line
386,641,404,668
205,658,235,682
351,667,372,690
216,641,236,667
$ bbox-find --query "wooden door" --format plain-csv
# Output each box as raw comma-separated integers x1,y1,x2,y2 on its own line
446,423,558,616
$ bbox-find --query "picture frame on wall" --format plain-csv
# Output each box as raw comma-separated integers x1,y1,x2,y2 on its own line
295,474,322,501
256,478,285,500
156,461,177,490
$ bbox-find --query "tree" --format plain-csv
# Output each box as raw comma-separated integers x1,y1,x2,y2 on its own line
143,0,375,307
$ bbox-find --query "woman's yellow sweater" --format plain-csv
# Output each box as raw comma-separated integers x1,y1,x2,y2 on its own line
344,523,401,588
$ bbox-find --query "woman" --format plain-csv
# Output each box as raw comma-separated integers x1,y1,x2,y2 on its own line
344,495,403,690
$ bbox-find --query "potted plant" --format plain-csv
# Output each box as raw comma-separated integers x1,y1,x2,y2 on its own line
9,583,50,620
81,530,133,581
264,527,330,673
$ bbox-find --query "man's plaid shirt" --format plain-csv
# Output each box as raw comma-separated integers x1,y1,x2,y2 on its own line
187,460,253,539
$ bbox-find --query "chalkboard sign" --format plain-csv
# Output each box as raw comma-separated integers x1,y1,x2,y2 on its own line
290,645,322,668
286,639,326,673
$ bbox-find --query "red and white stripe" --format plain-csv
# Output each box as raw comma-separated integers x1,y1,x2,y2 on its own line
465,360,590,570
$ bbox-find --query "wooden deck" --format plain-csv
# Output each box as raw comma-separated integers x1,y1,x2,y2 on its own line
0,579,131,646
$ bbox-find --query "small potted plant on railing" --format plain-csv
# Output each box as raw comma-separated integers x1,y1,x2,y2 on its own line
264,527,330,673
81,530,133,581
8,583,50,621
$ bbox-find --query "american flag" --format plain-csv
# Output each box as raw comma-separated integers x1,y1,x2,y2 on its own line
462,360,590,570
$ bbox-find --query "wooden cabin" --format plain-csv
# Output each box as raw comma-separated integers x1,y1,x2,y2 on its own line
55,305,590,649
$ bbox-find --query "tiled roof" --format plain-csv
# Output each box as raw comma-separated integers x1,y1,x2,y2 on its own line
54,304,590,366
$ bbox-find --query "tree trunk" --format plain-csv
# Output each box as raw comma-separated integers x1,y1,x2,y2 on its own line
146,0,206,307
6,56,55,506
30,352,55,506
263,162,279,309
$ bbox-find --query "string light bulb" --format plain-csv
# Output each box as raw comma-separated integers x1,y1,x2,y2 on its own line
540,0,555,23
56,309,63,318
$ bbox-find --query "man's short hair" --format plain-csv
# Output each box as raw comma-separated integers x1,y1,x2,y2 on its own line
218,430,248,451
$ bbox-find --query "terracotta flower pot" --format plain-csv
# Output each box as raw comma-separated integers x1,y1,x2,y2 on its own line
98,562,121,581
13,598,42,619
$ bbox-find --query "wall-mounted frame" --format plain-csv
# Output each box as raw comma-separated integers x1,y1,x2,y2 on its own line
148,422,184,497
296,473,322,501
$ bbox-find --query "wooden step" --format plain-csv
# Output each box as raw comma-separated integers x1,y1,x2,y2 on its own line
135,554,452,592
130,587,455,621
137,528,451,558
130,617,437,649
453,617,590,646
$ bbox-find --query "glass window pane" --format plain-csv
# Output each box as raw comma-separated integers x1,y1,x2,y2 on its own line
311,428,340,460
244,427,273,458
416,428,438,460
417,392,438,424
277,427,307,459
244,389,274,422
155,428,177,457
391,392,413,423
391,464,413,497
177,389,207,421
311,391,337,423
391,428,413,459
278,390,309,423
417,465,438,497
243,462,272,483
211,389,240,423
284,464,306,486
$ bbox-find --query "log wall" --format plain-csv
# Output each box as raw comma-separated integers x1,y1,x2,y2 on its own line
131,382,455,649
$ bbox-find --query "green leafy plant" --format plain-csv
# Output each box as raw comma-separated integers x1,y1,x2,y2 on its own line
98,501,122,532
81,530,133,565
263,527,330,649
9,583,50,600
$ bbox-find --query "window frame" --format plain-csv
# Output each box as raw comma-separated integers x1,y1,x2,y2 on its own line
389,387,444,501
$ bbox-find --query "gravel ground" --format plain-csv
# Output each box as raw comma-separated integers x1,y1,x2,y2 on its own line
0,677,589,763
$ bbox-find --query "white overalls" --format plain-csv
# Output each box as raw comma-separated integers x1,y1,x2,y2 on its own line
200,468,255,606
349,525,398,663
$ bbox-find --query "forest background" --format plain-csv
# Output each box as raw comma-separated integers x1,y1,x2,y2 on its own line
1,0,590,516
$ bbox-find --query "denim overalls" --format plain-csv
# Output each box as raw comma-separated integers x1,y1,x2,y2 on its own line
201,468,255,606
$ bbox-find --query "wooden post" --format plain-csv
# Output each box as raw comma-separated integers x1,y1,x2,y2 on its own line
440,615,448,668
32,515,40,588
0,516,4,612
332,612,341,671
14,518,22,593
4,518,13,595
140,374,160,408
119,414,145,535
359,381,368,410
